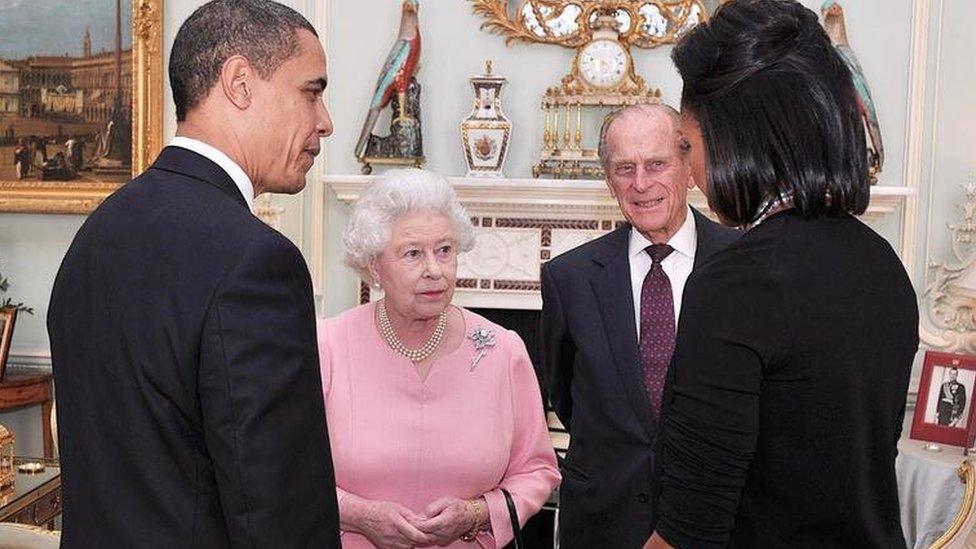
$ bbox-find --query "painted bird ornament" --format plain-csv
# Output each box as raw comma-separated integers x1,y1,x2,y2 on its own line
354,0,421,160
822,0,884,181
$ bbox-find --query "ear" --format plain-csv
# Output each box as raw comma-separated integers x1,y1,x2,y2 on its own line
219,55,253,111
605,175,617,198
368,258,382,287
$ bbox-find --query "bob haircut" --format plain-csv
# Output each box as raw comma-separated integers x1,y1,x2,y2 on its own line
343,169,476,282
672,0,869,226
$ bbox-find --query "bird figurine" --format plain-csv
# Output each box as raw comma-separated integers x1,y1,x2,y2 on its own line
355,0,422,161
822,0,884,181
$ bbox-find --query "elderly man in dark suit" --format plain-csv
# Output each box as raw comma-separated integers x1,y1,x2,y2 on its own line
540,104,738,548
47,1,340,547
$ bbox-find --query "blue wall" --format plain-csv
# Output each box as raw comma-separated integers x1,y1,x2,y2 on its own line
0,213,84,457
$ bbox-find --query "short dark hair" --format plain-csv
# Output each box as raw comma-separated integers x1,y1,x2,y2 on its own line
672,0,868,226
169,0,317,122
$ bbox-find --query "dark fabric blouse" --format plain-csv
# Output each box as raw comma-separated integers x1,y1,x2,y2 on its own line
654,210,918,548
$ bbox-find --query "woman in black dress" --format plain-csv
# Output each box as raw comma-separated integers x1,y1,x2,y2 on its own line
645,1,919,547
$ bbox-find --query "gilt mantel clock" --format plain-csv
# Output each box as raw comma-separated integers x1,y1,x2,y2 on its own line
469,0,708,178
577,35,631,90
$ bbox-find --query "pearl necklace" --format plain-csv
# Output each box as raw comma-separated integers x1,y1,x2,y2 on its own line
377,300,447,363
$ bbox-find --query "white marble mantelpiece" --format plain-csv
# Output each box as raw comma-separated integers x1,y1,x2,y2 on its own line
326,174,915,310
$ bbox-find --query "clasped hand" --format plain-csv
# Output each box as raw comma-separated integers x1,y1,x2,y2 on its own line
349,495,481,549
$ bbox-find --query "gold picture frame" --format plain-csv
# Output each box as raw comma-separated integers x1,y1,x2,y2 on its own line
0,0,163,215
0,308,16,382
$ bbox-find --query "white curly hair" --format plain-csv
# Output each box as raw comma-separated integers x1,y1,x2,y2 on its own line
342,169,477,283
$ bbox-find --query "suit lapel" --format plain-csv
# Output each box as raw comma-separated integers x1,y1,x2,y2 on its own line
692,206,729,269
590,225,655,440
149,146,250,210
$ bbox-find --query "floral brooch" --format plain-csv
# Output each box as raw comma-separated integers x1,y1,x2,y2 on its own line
469,326,496,371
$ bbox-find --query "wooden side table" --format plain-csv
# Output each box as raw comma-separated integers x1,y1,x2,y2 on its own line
0,458,61,529
0,373,54,459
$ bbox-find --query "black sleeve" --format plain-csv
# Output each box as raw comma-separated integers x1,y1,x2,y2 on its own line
539,263,576,430
199,233,340,548
655,256,786,548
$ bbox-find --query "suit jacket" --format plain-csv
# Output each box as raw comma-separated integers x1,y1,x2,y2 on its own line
48,147,341,548
539,208,738,548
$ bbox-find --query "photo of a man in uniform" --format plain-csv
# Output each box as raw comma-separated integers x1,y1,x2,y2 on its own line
937,367,968,427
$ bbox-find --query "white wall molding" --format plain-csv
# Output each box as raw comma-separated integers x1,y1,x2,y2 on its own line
902,0,934,284
307,0,331,309
911,0,974,355
328,174,913,223
920,0,946,287
308,172,328,308
918,177,976,353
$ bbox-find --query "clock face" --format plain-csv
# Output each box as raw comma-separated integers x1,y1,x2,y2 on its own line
578,39,629,89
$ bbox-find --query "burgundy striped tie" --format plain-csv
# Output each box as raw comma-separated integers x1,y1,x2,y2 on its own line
639,244,675,419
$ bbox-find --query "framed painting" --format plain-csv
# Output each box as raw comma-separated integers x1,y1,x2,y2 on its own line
0,308,15,382
911,351,976,448
0,0,163,214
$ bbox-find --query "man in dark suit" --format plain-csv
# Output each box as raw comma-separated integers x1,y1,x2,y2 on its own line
47,1,340,546
540,104,738,548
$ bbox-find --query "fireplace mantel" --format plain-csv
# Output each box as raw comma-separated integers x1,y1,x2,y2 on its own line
326,174,914,310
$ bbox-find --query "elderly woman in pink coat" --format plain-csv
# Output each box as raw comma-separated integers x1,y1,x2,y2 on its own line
318,169,560,549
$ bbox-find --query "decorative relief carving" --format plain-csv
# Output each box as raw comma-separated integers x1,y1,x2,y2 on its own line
495,218,601,230
134,0,159,44
460,228,541,281
551,228,608,258
921,175,976,353
461,200,623,218
494,280,542,291
254,194,285,231
468,0,707,49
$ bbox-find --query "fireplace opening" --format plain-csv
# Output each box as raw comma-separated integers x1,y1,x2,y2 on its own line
468,307,541,367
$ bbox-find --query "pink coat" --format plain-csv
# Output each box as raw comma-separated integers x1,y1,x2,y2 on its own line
318,303,561,548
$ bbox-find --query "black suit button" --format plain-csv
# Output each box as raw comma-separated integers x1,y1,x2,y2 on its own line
637,493,648,503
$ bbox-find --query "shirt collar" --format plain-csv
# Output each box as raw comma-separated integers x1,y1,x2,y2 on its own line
168,136,254,211
628,205,698,260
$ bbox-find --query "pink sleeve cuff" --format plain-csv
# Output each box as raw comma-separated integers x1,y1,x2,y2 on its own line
482,488,511,548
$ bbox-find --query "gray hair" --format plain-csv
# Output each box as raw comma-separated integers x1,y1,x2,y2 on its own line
597,103,691,169
169,0,317,121
343,169,477,282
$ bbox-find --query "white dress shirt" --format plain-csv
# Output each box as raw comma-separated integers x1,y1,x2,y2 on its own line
168,136,254,211
628,205,697,339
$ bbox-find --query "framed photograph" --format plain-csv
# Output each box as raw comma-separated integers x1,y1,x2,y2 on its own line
0,0,163,214
911,351,976,448
0,308,16,383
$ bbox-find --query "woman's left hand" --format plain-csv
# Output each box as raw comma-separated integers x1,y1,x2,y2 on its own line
416,497,480,546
